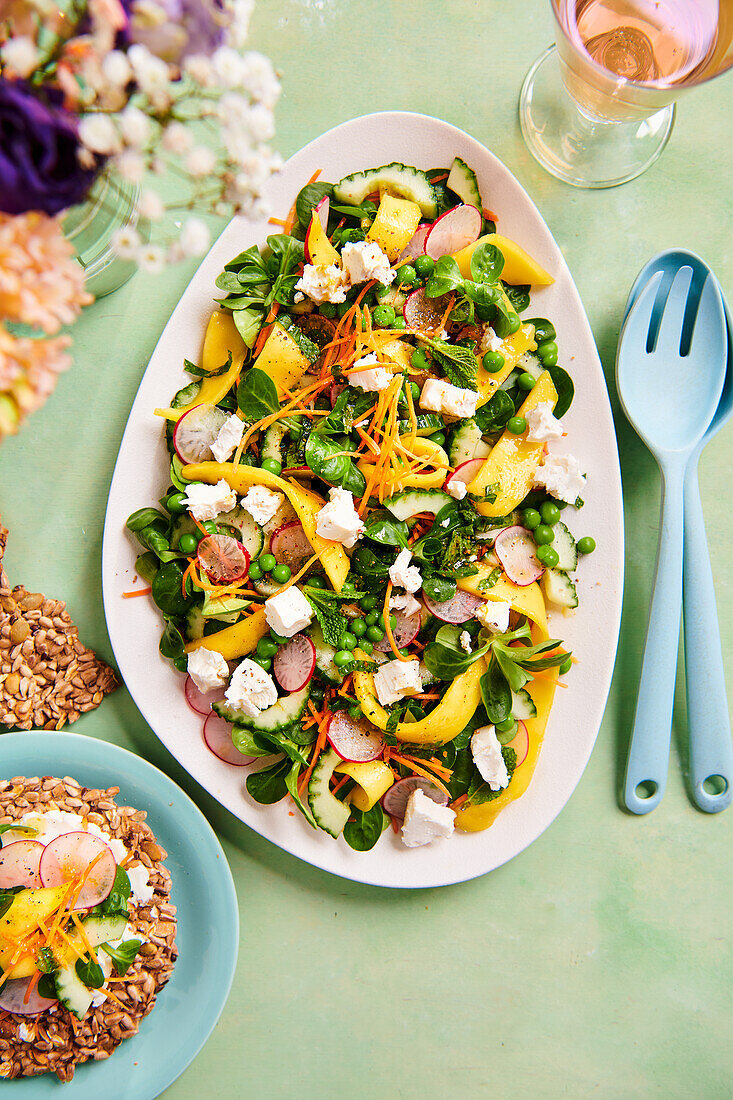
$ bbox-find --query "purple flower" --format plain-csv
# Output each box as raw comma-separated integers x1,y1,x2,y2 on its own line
0,80,97,216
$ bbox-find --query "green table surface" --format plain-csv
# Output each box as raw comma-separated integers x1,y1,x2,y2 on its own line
2,2,732,1097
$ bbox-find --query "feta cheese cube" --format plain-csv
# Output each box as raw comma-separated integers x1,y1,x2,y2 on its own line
341,240,396,286
459,630,472,653
525,401,563,443
264,586,313,637
315,487,365,548
127,863,155,905
480,325,504,353
294,263,348,304
477,598,511,633
348,353,394,392
390,592,421,616
183,479,237,521
401,788,456,848
447,478,467,500
419,377,479,419
533,451,586,504
373,658,423,706
471,725,510,790
389,548,422,593
241,484,284,526
224,657,278,717
187,647,229,693
210,413,245,462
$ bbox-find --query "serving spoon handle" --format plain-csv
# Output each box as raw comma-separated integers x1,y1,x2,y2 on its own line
683,454,733,812
623,460,685,814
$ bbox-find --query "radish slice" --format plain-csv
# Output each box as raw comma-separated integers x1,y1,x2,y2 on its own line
398,223,431,261
0,977,58,1016
273,633,316,692
197,533,250,585
184,675,227,716
329,381,345,406
444,458,484,491
39,832,117,910
315,194,330,230
493,526,543,586
507,719,529,767
0,840,44,889
403,287,448,334
422,589,485,624
203,712,256,766
382,776,449,819
327,712,385,763
173,403,228,464
424,204,482,260
375,607,421,652
270,521,314,572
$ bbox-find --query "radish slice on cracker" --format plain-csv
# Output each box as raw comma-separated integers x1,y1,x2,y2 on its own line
39,832,117,909
0,977,58,1016
0,839,44,889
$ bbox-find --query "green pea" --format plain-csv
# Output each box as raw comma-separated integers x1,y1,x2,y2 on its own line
256,637,279,659
559,655,573,675
534,524,555,545
414,254,434,278
396,264,417,286
540,501,561,525
269,629,289,645
251,654,272,671
411,348,430,371
333,650,354,668
535,544,553,564
348,705,362,720
391,316,406,330
261,457,282,476
366,624,384,643
337,301,352,318
506,313,521,334
528,318,556,344
577,536,596,555
496,716,517,734
376,613,397,631
166,491,188,514
360,595,377,611
359,639,374,655
364,610,379,626
507,416,527,435
538,545,559,567
247,560,263,581
178,533,197,555
407,380,421,402
258,553,276,573
271,563,291,584
522,508,541,530
482,350,505,373
202,521,218,535
341,632,358,652
431,431,446,447
350,617,367,638
320,302,337,319
374,284,392,301
373,304,396,327
518,372,537,391
308,575,327,589
537,340,558,364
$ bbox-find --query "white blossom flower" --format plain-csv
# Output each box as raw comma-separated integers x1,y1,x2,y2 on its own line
118,105,150,148
243,103,275,142
78,113,121,155
226,0,255,48
179,218,211,256
138,244,166,273
212,45,247,88
127,43,171,101
240,51,281,108
185,146,217,177
101,49,133,87
162,122,193,154
112,226,142,260
0,36,40,78
183,54,215,86
137,189,165,220
116,149,146,182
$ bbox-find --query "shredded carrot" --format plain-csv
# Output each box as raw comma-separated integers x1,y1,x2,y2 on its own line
253,301,281,357
101,986,128,1009
71,912,98,964
482,208,499,222
431,172,449,183
330,774,350,796
383,582,411,662
388,753,451,797
122,586,152,599
298,721,329,794
23,969,41,1004
450,793,469,811
268,216,287,227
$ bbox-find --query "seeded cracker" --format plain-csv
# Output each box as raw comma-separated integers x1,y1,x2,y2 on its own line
0,519,118,730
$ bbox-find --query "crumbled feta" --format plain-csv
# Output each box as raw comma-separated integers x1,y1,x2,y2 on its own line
401,788,456,847
187,646,229,693
459,630,472,653
480,325,504,354
534,451,585,504
241,484,284,526
295,262,348,304
183,479,237,522
225,657,278,717
525,401,563,443
127,863,155,906
419,377,479,419
348,353,393,392
210,412,245,462
447,478,467,500
315,487,365,548
389,548,422,593
440,518,450,528
477,598,511,633
471,725,510,790
373,658,423,706
264,586,313,637
341,240,396,286
390,591,421,616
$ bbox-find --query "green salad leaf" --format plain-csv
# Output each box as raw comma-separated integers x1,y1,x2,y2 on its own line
237,366,280,421
101,939,143,977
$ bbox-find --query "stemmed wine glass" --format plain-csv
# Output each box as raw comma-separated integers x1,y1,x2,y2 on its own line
520,0,733,188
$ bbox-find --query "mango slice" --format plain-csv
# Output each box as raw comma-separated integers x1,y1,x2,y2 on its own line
367,194,422,261
335,759,394,811
452,233,554,286
255,323,311,398
475,322,537,406
305,213,340,267
156,311,245,423
185,607,269,658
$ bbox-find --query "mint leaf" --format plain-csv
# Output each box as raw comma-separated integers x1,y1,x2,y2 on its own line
419,337,478,391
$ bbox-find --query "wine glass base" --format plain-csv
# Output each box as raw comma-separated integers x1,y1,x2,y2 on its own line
519,45,676,189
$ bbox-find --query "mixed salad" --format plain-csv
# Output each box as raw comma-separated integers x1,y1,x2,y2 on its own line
126,157,596,852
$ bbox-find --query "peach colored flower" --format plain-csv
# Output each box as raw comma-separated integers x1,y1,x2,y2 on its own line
0,212,93,335
0,323,72,438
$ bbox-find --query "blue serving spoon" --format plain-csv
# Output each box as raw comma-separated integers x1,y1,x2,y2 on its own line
616,264,727,814
623,251,733,812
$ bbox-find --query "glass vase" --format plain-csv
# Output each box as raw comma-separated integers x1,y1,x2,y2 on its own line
63,173,149,298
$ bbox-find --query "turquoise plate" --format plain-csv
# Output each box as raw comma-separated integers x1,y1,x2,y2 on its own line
0,732,238,1099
